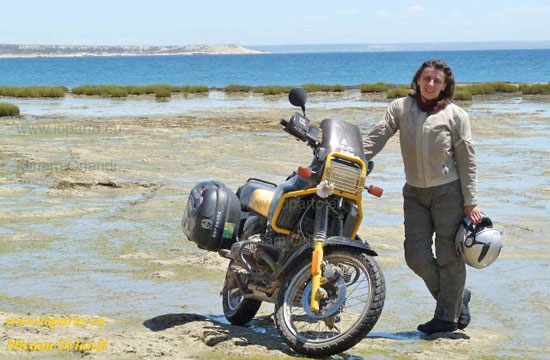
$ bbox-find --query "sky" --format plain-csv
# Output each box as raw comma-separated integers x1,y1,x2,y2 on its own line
1,0,549,46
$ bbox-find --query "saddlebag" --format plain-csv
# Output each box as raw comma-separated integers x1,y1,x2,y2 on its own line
182,181,241,251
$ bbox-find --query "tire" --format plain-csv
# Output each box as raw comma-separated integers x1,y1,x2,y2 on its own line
274,247,385,356
222,268,262,326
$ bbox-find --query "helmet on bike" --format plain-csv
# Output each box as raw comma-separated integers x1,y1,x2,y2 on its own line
455,214,503,269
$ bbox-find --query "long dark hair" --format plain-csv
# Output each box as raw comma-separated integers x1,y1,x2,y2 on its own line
411,59,455,112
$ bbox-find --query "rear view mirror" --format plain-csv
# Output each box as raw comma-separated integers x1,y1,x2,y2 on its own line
289,88,307,116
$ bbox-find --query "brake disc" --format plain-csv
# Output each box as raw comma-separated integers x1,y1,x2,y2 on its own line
301,265,347,320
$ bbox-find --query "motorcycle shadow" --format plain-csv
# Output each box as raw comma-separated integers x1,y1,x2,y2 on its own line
367,331,470,341
143,314,462,357
143,312,291,354
142,313,382,358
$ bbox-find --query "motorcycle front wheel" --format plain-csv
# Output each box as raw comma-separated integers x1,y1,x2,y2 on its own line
274,247,385,356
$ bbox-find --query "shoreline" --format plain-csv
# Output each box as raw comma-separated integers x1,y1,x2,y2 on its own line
4,89,550,119
2,88,550,105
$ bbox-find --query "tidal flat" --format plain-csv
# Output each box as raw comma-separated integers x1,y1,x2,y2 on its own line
0,92,549,359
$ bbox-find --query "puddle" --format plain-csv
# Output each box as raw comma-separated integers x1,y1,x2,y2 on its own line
468,98,550,118
207,315,269,335
0,265,220,318
367,331,424,340
0,227,15,235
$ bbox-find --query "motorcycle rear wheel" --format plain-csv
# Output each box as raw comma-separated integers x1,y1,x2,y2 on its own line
274,247,385,356
222,267,262,326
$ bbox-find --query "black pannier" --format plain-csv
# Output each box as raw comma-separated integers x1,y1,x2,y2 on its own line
182,181,241,251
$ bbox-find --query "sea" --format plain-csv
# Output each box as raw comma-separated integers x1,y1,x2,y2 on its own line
1,49,550,87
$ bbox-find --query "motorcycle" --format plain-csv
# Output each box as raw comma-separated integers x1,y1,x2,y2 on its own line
182,88,386,356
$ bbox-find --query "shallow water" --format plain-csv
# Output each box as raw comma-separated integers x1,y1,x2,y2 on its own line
469,97,550,118
4,91,389,117
6,91,550,121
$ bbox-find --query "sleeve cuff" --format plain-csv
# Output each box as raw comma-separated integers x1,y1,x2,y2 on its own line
463,196,477,207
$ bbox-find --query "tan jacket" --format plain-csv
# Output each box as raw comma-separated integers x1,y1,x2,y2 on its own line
363,96,477,206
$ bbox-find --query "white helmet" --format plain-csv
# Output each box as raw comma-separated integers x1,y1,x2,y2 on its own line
455,214,503,269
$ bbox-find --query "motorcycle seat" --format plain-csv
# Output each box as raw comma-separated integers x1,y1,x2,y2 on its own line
237,179,276,218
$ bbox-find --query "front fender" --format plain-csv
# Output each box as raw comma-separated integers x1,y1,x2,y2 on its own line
277,236,378,280
325,236,378,257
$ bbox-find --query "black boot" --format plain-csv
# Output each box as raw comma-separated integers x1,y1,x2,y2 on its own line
457,288,472,330
417,318,457,334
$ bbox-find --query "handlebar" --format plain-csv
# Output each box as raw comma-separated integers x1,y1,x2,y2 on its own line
280,113,320,147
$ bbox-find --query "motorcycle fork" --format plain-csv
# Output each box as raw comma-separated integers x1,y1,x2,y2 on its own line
310,199,328,313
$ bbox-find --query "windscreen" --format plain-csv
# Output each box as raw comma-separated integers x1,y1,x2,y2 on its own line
319,119,365,161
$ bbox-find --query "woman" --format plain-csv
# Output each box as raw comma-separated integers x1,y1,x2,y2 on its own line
363,59,482,334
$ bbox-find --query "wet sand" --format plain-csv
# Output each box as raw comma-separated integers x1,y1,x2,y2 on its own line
0,94,549,359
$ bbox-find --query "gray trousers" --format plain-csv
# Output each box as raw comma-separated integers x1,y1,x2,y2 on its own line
403,180,466,323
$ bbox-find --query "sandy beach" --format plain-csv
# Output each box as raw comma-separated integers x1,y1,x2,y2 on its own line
0,91,549,359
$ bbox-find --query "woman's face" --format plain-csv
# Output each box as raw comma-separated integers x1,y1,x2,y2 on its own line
417,67,446,101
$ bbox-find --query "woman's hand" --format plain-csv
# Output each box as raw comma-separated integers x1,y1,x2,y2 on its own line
464,205,482,224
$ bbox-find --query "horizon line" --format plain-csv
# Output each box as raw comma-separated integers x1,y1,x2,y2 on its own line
1,40,550,47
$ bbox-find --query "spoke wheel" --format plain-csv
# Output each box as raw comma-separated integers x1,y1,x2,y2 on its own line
222,263,262,326
275,248,385,356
